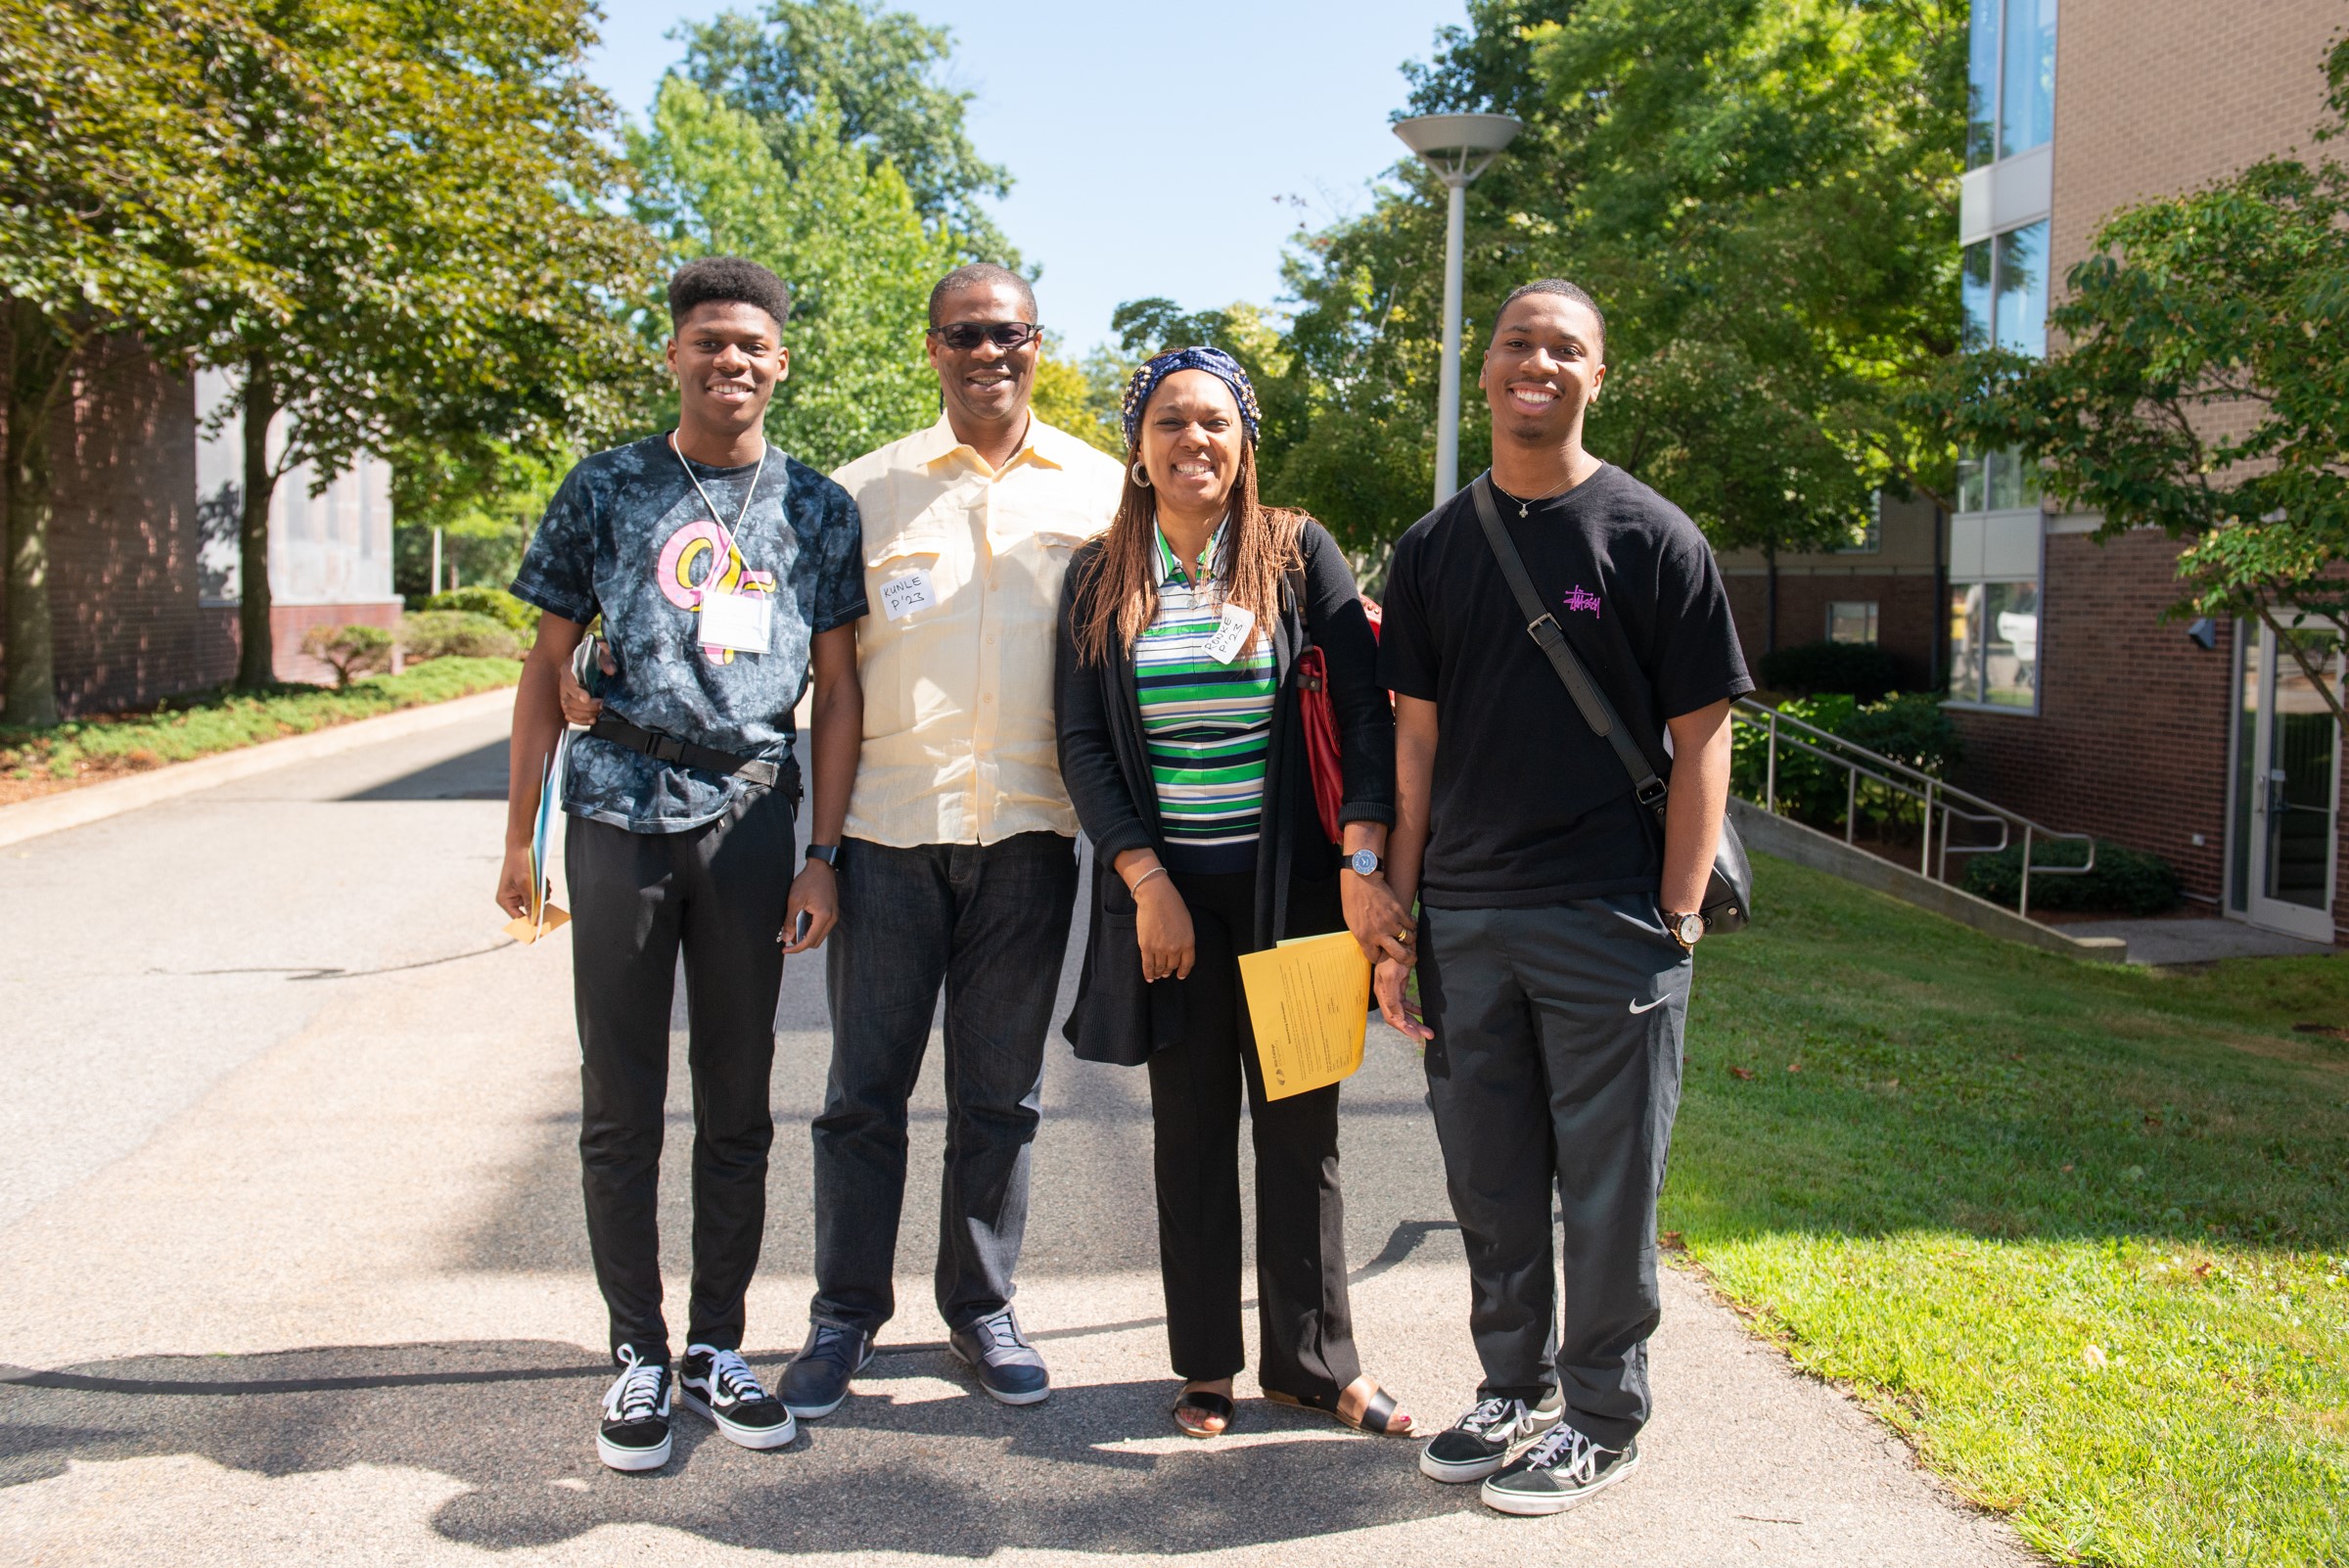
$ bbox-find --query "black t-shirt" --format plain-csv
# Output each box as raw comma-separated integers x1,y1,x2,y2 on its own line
1378,464,1753,908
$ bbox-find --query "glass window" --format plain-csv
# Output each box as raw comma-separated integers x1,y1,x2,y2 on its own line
1993,221,2048,357
1957,453,1987,514
1984,580,2040,707
1948,579,2041,709
1967,0,2002,168
1828,601,1880,645
1961,240,1993,351
2001,0,2058,160
1987,447,2042,511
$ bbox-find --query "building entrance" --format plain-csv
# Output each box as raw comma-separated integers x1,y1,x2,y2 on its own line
2230,622,2342,943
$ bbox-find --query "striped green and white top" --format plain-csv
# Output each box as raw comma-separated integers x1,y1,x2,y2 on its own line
1134,521,1276,875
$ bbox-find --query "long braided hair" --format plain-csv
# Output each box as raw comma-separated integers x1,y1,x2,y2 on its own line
1071,411,1303,668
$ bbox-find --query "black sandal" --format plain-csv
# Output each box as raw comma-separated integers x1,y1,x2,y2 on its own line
1264,1378,1413,1437
1173,1385,1235,1438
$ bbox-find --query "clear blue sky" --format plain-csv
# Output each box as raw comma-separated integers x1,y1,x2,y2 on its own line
584,0,1467,353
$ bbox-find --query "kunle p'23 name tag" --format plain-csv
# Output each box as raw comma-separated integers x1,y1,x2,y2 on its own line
698,587,772,654
1203,602,1256,665
881,570,938,621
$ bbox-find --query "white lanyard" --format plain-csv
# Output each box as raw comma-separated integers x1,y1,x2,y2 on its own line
668,431,765,535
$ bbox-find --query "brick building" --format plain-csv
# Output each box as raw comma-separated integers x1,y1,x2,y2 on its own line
1947,0,2345,942
0,327,398,716
1716,492,1947,692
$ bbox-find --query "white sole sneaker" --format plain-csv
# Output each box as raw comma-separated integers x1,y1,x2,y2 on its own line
1417,1399,1565,1484
949,1343,1051,1407
682,1391,798,1450
596,1429,671,1472
1480,1443,1641,1516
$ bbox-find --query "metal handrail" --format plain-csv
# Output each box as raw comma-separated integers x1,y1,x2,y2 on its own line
1732,697,2096,919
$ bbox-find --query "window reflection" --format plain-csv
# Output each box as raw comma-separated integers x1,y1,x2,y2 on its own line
2001,0,2058,160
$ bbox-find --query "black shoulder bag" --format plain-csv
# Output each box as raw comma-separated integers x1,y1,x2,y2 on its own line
1467,472,1751,933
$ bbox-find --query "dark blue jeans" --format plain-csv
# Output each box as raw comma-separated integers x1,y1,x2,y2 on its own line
813,831,1080,1336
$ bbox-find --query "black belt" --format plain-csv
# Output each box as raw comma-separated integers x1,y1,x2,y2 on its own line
587,714,790,792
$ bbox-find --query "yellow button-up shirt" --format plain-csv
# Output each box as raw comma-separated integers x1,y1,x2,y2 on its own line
831,413,1126,848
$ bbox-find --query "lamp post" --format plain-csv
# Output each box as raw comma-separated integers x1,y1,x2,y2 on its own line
1392,113,1521,505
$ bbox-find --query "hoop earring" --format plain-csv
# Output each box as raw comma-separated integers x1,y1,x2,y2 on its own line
1129,461,1153,487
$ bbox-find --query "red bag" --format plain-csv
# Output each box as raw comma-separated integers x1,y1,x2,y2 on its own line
1296,595,1383,846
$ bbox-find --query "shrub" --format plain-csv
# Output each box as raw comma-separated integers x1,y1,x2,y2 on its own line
1961,837,2183,915
420,585,538,641
1759,639,1902,702
299,623,395,688
402,610,521,663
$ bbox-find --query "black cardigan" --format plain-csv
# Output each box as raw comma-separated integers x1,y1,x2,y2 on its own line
1053,518,1396,1066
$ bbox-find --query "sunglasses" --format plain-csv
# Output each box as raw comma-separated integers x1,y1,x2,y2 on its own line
927,321,1041,351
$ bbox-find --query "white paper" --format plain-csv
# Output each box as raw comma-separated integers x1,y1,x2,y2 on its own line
1203,602,1256,665
881,570,938,621
698,588,772,654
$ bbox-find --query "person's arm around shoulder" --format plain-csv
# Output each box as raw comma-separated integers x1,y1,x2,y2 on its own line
783,623,860,953
497,612,589,919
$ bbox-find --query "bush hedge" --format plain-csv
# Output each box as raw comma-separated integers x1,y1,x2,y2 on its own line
403,610,522,663
1731,692,1960,829
1960,836,2183,915
1759,639,1903,703
299,623,395,688
420,585,538,641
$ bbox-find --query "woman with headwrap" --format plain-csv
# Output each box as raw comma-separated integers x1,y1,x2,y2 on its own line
1054,347,1415,1439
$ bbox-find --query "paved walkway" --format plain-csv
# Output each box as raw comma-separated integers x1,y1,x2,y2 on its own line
2062,915,2337,966
0,704,2033,1566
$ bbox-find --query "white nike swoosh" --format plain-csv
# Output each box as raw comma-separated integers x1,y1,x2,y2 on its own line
1628,995,1670,1014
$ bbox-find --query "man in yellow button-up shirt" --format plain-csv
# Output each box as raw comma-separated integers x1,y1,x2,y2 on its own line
784,263,1126,1418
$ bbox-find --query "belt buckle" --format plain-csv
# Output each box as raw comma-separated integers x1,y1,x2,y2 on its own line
649,733,686,764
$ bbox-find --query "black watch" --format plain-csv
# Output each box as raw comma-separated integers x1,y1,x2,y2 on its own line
804,843,841,868
1346,849,1384,877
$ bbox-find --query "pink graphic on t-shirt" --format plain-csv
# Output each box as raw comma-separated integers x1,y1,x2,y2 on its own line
657,518,775,664
1564,586,1603,619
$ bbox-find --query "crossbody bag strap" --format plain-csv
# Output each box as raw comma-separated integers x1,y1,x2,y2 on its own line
1467,472,1669,818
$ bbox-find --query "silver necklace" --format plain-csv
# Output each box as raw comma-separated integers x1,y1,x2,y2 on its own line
669,431,766,535
1504,473,1577,518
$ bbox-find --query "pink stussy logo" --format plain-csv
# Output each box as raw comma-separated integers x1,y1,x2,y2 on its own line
1564,586,1603,619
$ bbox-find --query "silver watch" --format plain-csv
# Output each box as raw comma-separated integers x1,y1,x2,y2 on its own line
1666,911,1706,950
1347,849,1384,877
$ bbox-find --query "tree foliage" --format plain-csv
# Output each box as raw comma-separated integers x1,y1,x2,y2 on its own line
197,0,657,686
0,0,298,721
633,74,959,474
676,0,1015,265
1278,0,1966,601
1960,39,2349,723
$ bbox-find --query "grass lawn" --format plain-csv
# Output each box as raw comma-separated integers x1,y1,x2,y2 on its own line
1676,855,2349,1566
0,657,522,804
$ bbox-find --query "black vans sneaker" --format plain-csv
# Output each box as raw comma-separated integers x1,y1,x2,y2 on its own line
680,1345,796,1451
596,1346,673,1472
1417,1392,1563,1484
1482,1425,1640,1516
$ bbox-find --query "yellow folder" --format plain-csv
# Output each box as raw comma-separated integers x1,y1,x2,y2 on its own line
1239,931,1372,1101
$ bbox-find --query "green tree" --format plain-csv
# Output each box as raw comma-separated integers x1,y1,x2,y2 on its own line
0,0,290,723
1280,0,1967,629
1961,40,2349,724
676,0,1016,265
1030,337,1122,455
197,0,655,689
390,439,571,600
632,73,959,472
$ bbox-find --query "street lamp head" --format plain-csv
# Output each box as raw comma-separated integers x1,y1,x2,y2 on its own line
1392,113,1523,185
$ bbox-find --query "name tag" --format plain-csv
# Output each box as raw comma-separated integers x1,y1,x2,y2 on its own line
881,570,938,621
698,588,772,654
1203,602,1256,665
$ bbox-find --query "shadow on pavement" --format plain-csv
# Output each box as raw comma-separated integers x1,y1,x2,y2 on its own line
341,741,510,802
0,1337,1475,1554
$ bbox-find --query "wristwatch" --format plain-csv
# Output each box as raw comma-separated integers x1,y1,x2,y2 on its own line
1666,911,1706,950
1346,849,1385,877
804,843,842,868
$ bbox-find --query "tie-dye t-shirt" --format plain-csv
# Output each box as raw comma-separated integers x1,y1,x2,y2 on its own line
512,432,867,834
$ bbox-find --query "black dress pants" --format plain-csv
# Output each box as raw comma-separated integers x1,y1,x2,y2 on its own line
1147,868,1359,1404
565,785,793,1364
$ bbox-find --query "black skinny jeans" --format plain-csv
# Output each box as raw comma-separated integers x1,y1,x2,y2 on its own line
1148,867,1359,1404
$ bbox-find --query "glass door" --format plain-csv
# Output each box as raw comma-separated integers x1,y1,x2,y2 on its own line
2232,622,2342,942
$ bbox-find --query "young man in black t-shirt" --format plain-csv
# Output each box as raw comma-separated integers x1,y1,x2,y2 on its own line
1374,280,1751,1516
